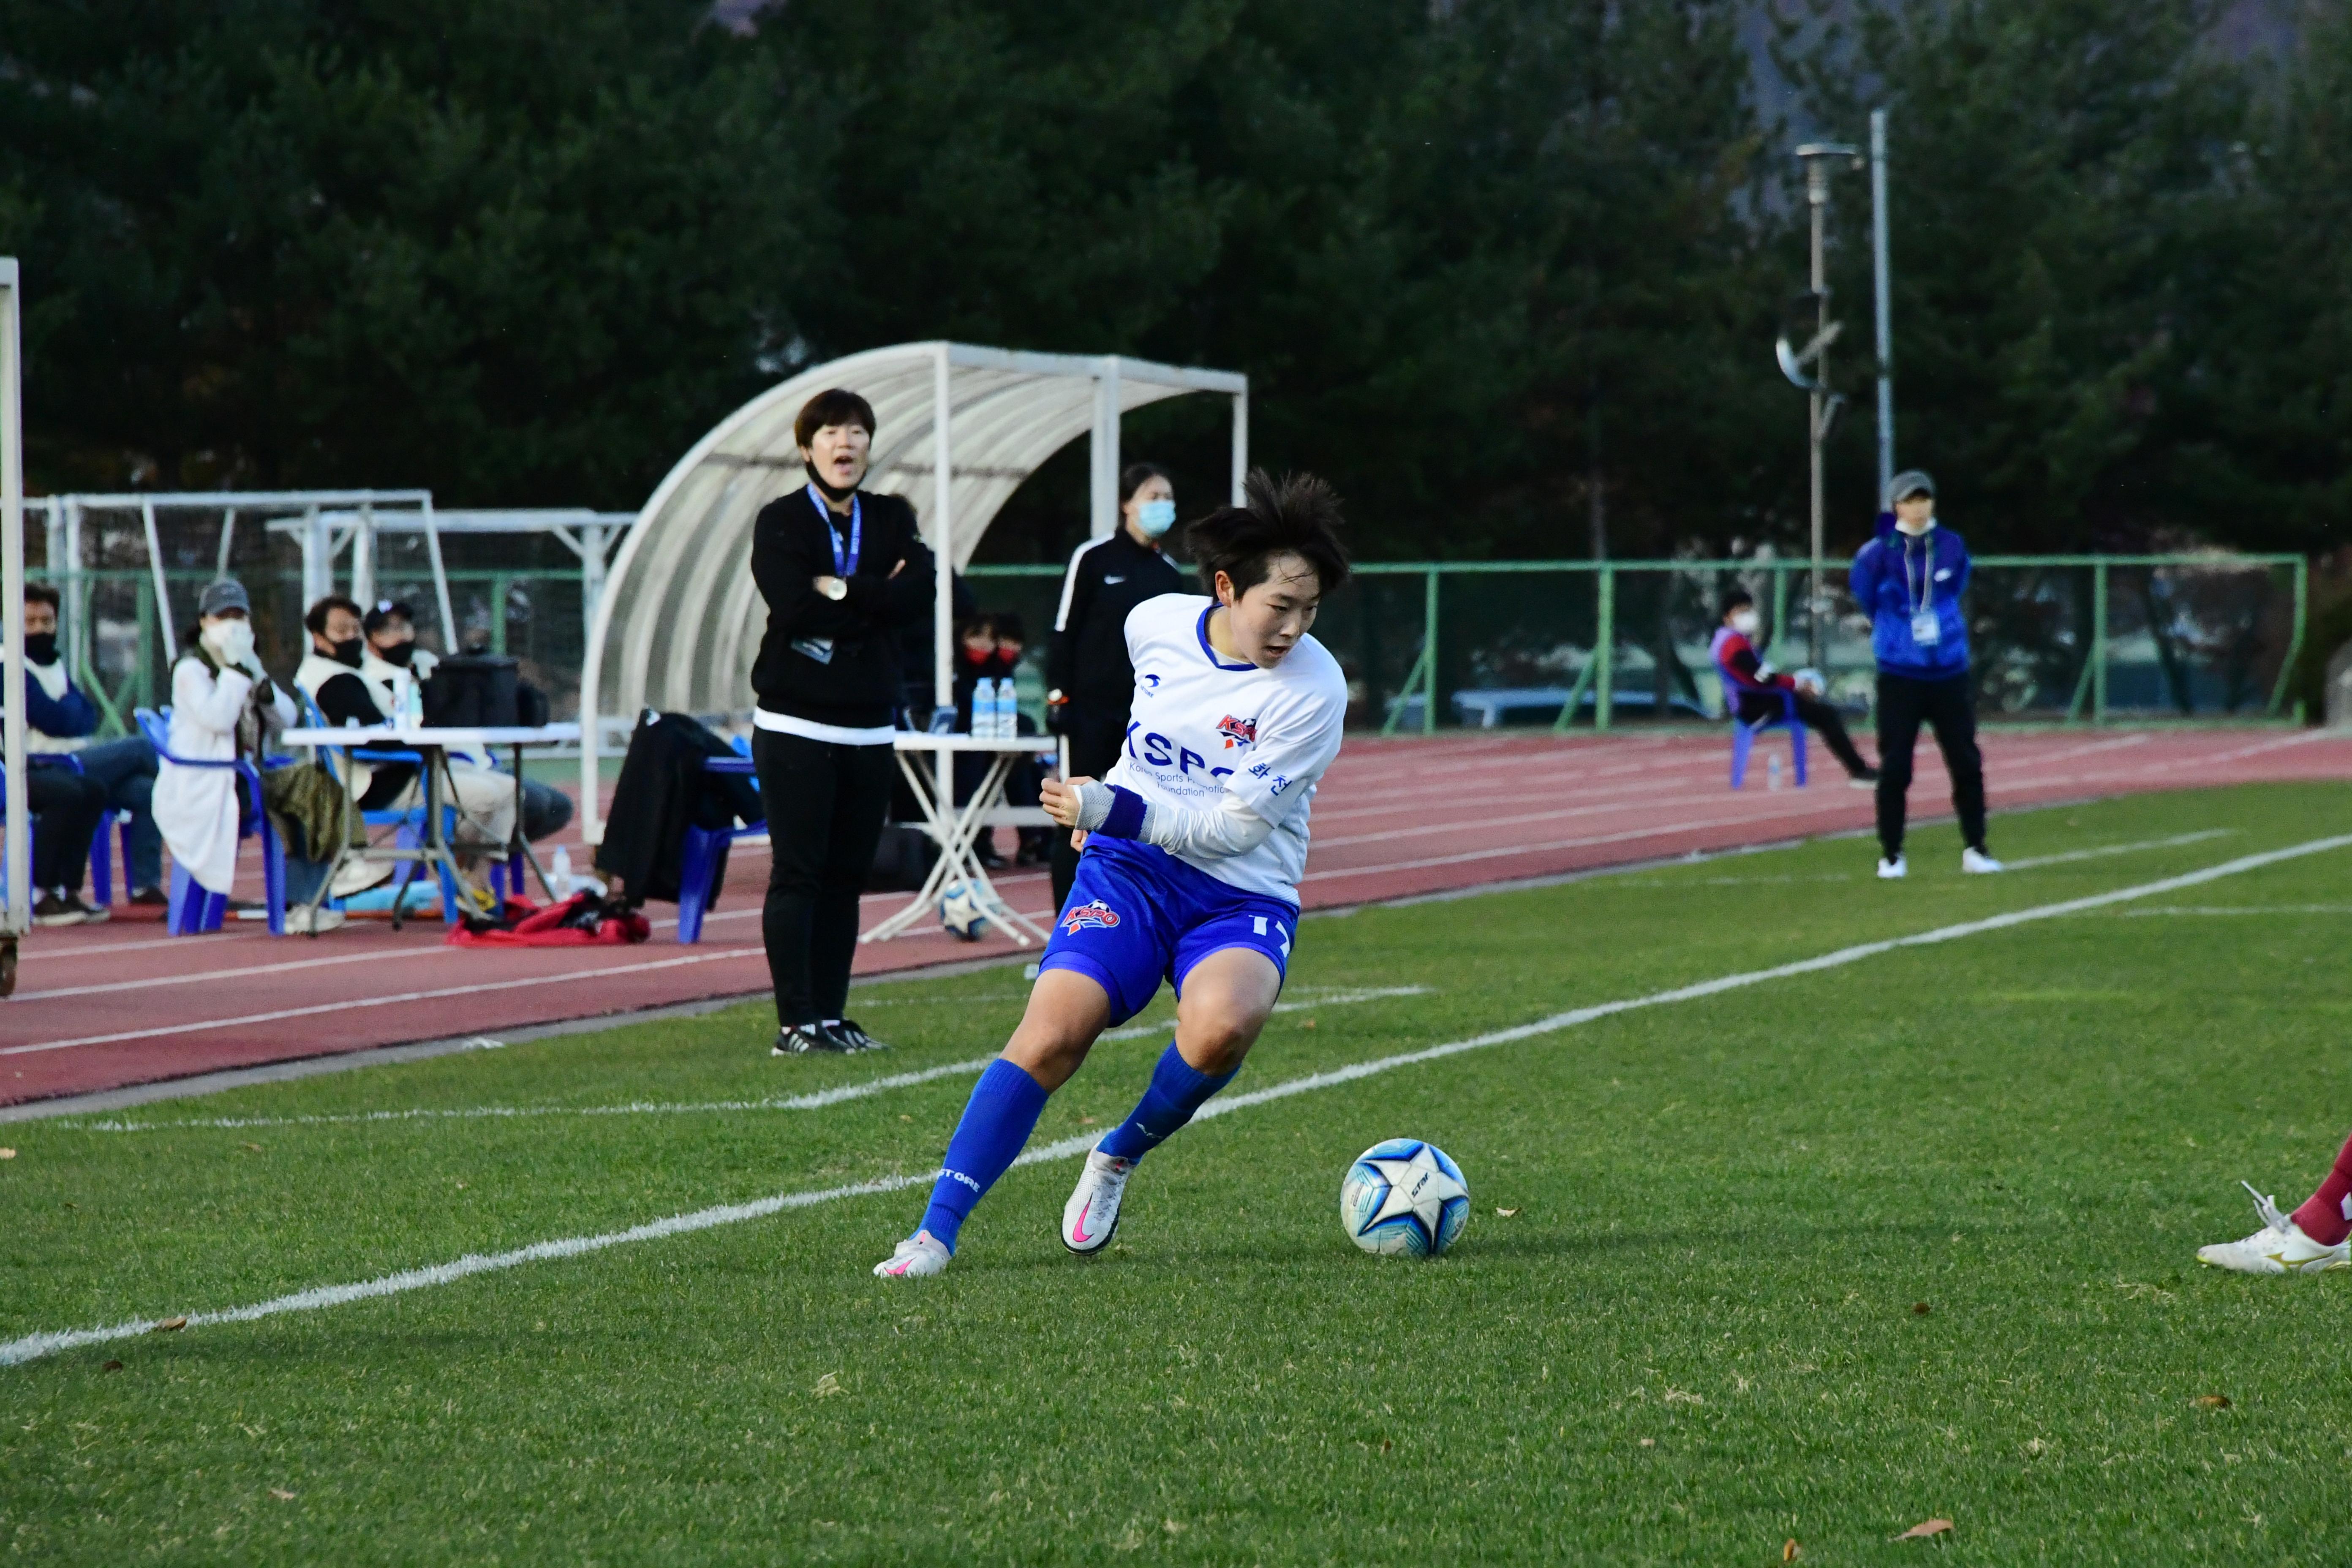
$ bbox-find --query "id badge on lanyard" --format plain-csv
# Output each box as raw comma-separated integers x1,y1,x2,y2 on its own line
806,484,861,577
1907,540,1941,645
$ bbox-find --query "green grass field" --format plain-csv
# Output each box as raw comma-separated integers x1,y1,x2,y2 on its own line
6,782,2352,1564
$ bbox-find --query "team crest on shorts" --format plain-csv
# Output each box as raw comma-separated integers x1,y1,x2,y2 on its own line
1216,714,1258,749
1061,899,1121,934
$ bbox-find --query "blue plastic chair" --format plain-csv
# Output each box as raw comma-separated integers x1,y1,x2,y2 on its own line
1715,666,1808,790
295,692,463,925
135,707,289,935
676,740,765,945
0,753,134,909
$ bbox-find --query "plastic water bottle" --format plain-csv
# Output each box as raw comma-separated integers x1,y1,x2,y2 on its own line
991,678,1014,739
552,845,573,892
977,678,1000,738
1767,753,1782,790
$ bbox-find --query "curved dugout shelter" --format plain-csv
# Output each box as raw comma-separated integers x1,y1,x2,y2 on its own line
580,341,1248,842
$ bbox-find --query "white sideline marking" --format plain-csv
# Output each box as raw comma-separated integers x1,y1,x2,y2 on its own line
5,833,2347,1369
0,947,768,1057
1985,829,2234,869
1099,985,1431,1042
62,988,1427,1133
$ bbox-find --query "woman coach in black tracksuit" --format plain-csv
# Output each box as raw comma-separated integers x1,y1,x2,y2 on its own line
1044,462,1186,913
750,387,934,1056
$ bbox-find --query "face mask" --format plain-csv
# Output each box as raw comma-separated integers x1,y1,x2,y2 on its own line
1896,512,1936,536
1729,609,1760,636
1135,498,1177,538
377,639,416,667
804,460,860,503
24,632,57,665
330,636,365,668
201,618,256,667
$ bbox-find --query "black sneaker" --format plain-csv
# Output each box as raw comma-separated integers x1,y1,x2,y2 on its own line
828,1018,890,1053
773,1024,849,1056
30,893,89,928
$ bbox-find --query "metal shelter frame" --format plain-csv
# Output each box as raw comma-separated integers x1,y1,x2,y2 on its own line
578,341,1250,843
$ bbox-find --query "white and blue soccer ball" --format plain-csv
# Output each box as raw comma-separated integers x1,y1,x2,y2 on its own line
1341,1138,1471,1258
938,880,991,942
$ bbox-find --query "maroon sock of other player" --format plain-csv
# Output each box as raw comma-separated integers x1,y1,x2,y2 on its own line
2287,1130,2352,1247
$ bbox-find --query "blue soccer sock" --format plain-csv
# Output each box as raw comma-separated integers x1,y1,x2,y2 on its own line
917,1059,1050,1253
1096,1043,1237,1162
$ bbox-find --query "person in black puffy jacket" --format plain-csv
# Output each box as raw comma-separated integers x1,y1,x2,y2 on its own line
749,387,936,1056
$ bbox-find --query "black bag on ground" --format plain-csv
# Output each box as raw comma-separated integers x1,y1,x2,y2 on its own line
423,654,521,727
864,822,940,893
593,710,764,904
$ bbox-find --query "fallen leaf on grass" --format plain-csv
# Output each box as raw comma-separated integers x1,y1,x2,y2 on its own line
1784,1540,1801,1562
2195,1394,2231,1410
269,1489,295,1501
101,1361,123,1373
1912,1302,1931,1316
899,1114,913,1123
1078,1116,1097,1126
240,1142,263,1153
1639,1438,1655,1448
0,1148,15,1159
152,1317,187,1333
1891,1519,1952,1541
1495,1207,1521,1218
1663,1389,1704,1406
812,1372,843,1399
1301,1018,1317,1029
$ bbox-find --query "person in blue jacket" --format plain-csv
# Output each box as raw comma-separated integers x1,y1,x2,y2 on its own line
1848,471,2000,878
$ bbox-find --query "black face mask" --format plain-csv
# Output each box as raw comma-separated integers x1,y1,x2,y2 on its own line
377,640,416,667
330,636,365,668
804,461,860,504
24,632,58,665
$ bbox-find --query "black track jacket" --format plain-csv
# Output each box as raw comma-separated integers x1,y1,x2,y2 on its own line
749,487,935,730
1047,530,1185,709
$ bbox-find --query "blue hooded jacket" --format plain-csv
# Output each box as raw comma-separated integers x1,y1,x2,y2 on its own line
1848,513,1971,679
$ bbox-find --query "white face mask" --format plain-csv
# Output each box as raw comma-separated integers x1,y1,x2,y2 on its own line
1135,497,1176,539
1729,609,1761,636
201,618,256,667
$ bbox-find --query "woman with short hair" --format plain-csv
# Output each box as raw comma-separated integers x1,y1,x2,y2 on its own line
749,388,935,1055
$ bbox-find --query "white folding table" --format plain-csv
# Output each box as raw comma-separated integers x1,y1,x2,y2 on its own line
280,721,581,932
862,732,1059,947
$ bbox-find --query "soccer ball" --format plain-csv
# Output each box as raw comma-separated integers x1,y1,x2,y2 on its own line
1340,1138,1470,1258
939,880,991,942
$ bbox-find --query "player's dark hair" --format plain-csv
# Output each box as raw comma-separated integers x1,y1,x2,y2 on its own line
1720,588,1755,618
362,599,416,635
991,610,1026,643
23,582,60,612
305,593,365,636
1187,469,1351,600
1118,462,1170,505
795,388,877,448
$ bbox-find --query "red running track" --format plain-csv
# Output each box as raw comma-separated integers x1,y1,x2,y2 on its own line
4,724,2345,1106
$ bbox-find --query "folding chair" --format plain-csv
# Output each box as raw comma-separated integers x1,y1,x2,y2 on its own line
135,708,289,935
676,739,766,945
0,754,133,910
1715,666,1808,791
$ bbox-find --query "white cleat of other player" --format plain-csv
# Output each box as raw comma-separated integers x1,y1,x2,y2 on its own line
2197,1181,2350,1276
1877,855,1907,880
1062,1148,1138,1255
873,1230,953,1278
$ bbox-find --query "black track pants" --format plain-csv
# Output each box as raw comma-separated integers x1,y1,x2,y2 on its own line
753,729,894,1026
1734,690,1876,779
1048,708,1130,916
1874,672,1987,858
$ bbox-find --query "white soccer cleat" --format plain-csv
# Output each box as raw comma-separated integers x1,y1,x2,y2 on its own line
1961,847,2005,874
2196,1182,2350,1276
872,1230,953,1278
1877,855,1907,880
1062,1148,1138,1255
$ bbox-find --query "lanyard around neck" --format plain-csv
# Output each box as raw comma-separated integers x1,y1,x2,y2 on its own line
805,485,861,577
1903,531,1933,614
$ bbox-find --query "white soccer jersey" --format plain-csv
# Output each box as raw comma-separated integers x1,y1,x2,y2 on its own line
1100,593,1348,903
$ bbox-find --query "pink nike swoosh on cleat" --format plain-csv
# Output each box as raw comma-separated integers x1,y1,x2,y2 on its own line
1070,1210,1096,1245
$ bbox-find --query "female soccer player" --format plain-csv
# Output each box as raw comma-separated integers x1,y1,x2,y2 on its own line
2197,1130,2352,1274
875,471,1351,1277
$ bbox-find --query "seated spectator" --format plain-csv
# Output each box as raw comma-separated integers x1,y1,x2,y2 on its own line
10,585,169,910
359,598,572,843
1710,589,1878,783
0,600,109,925
152,579,299,916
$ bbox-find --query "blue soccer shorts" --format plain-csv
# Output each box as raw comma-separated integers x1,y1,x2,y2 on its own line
1037,837,1296,1026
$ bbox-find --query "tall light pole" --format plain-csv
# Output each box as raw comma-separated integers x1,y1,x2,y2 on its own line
1870,109,1895,503
1792,142,1861,670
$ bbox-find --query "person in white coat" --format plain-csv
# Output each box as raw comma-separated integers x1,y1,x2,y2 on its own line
151,579,296,903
